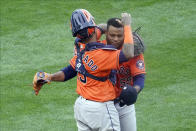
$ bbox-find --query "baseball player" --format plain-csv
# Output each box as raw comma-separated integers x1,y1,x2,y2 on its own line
98,18,146,131
33,9,136,131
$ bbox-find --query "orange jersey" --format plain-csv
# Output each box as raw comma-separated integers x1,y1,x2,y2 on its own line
115,54,146,97
101,40,146,97
70,42,121,102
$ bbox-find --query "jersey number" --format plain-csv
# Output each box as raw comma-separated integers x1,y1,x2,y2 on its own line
79,74,87,83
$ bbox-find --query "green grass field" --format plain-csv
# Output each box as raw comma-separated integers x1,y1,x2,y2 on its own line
1,0,196,130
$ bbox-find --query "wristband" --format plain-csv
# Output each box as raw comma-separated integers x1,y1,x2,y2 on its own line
124,25,133,44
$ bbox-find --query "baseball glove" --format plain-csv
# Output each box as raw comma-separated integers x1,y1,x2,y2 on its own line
33,71,51,95
133,27,145,56
119,84,138,107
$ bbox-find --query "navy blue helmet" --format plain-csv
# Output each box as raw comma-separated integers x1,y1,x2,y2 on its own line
71,9,96,37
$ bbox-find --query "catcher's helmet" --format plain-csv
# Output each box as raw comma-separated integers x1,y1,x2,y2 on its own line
71,9,96,38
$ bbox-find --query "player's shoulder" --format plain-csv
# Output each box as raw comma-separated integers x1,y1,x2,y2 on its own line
131,54,144,61
101,45,117,51
136,53,144,58
86,42,117,51
125,54,144,65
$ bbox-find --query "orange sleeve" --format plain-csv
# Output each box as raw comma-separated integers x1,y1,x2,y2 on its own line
124,25,133,44
69,55,77,69
130,54,146,76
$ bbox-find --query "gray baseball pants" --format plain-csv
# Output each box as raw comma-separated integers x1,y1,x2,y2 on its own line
74,96,121,131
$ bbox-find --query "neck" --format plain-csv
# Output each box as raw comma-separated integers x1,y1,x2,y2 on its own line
83,33,96,44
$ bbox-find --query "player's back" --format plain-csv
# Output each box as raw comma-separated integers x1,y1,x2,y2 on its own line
70,42,121,102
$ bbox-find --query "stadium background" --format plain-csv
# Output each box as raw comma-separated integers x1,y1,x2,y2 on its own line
0,0,195,130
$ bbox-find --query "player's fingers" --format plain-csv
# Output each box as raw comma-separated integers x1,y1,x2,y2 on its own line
35,90,39,95
121,13,130,17
115,19,122,25
34,86,41,95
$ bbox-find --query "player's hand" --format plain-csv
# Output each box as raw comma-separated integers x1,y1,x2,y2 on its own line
119,84,137,107
33,71,51,95
121,13,131,26
119,99,126,107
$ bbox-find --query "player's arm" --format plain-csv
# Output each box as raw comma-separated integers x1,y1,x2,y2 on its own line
50,65,77,82
133,74,145,93
33,65,77,95
121,13,134,60
49,71,64,81
97,23,107,34
130,54,146,93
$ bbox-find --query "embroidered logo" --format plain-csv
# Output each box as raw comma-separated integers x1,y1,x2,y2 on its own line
136,60,144,70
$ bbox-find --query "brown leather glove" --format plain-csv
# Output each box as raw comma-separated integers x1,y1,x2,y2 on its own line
33,71,51,95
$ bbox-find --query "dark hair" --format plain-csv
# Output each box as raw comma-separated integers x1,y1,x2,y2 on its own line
107,18,123,29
